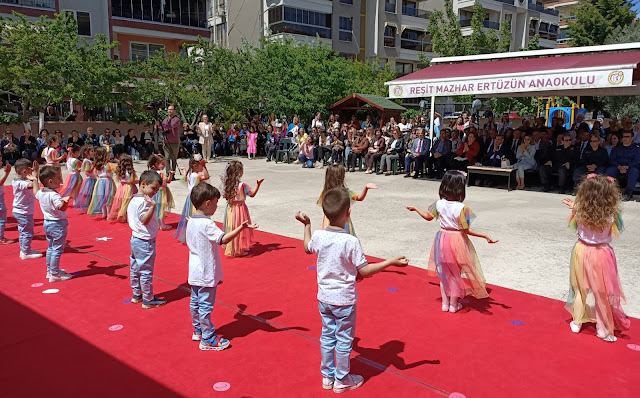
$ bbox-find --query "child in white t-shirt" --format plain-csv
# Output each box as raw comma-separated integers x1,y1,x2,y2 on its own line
127,170,164,309
295,188,408,394
186,182,257,351
0,154,16,245
35,165,71,282
12,159,42,259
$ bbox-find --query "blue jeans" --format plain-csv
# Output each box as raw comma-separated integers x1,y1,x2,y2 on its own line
190,285,218,341
298,154,314,168
14,213,34,253
43,219,68,276
606,165,640,192
0,196,6,239
130,237,156,301
318,302,357,381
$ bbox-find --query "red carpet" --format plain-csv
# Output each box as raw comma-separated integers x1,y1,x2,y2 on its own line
0,193,638,398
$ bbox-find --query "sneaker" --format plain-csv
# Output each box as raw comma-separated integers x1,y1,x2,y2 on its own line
333,374,364,393
199,335,230,351
20,250,43,260
46,269,67,279
0,238,16,245
192,331,202,341
322,377,334,390
49,273,73,283
131,295,143,304
142,297,167,309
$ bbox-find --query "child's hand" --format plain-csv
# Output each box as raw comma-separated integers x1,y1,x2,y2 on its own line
32,161,39,174
406,206,417,212
26,174,37,181
144,195,156,206
562,198,575,209
486,236,498,244
241,221,258,229
257,178,264,186
3,164,11,174
295,211,311,225
61,153,67,159
365,183,378,190
61,196,71,202
392,256,409,267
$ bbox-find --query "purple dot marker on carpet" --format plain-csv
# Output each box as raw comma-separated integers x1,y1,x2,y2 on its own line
307,266,316,270
387,287,398,292
449,393,466,398
31,283,44,288
213,382,231,392
627,343,640,351
122,298,132,304
510,320,525,326
109,324,123,331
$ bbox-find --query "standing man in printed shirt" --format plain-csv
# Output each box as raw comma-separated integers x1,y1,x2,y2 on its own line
161,105,181,177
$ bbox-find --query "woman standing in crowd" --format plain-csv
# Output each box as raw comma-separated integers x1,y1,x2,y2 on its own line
198,114,214,161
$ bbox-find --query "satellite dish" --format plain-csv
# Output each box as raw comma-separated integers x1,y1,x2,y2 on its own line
471,99,482,114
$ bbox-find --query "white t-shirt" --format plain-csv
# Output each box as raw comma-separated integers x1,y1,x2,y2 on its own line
44,147,56,164
187,215,225,287
428,199,475,231
35,189,66,220
398,122,412,133
307,229,368,306
127,195,158,240
12,178,35,215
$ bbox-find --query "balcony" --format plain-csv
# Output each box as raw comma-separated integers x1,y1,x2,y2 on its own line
460,19,500,30
111,0,209,29
400,38,432,52
528,2,560,16
270,22,331,39
401,6,430,19
494,0,515,4
0,0,54,8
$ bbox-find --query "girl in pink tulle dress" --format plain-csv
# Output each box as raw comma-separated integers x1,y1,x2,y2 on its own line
221,160,263,256
407,170,497,313
247,126,258,160
562,174,630,342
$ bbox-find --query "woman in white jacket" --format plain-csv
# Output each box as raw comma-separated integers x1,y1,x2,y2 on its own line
197,114,214,161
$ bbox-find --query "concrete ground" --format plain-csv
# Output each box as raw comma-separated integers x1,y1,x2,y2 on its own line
6,156,639,317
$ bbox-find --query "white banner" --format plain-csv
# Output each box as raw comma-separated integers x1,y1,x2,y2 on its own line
388,69,632,98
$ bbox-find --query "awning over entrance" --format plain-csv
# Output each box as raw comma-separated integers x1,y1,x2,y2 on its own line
385,50,640,98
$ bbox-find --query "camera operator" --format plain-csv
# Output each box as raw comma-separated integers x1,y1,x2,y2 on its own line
161,104,181,176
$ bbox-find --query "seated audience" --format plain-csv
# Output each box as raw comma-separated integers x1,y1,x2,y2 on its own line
364,130,385,174
404,128,431,178
19,129,38,161
427,129,452,178
539,133,577,193
450,131,479,171
606,130,640,201
573,133,609,184
514,135,537,190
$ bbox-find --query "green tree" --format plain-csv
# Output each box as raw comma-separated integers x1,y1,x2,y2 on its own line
427,0,467,57
0,12,125,124
568,0,635,47
498,21,512,53
605,21,640,44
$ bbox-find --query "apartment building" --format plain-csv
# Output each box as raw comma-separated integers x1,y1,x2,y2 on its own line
0,0,211,62
544,0,580,47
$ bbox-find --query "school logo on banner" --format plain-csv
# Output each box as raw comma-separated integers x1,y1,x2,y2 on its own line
393,86,403,97
608,71,624,85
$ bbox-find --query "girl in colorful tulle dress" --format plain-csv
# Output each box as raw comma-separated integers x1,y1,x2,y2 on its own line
407,170,497,313
74,145,96,211
221,160,263,257
147,154,175,230
59,144,82,200
562,174,630,342
174,157,209,243
87,147,117,219
317,164,377,236
43,136,66,165
107,154,138,222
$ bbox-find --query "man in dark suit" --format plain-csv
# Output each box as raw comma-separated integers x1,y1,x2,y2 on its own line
427,129,452,178
404,129,431,179
505,128,523,163
482,134,506,167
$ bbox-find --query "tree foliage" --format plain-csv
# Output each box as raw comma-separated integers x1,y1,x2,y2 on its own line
568,0,635,47
0,12,125,122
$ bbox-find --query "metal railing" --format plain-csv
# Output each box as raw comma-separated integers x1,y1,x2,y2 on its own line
528,2,559,16
111,2,209,29
401,6,430,19
270,22,331,39
400,38,432,52
494,0,515,4
0,0,55,9
460,19,500,30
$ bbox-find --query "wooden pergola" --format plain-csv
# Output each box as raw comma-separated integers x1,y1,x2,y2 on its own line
328,93,406,125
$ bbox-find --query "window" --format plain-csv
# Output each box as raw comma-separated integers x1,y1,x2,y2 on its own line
385,0,396,13
268,6,331,39
384,26,396,47
400,29,432,52
111,0,208,28
395,62,413,77
339,17,353,42
131,43,165,62
65,10,92,36
340,0,354,4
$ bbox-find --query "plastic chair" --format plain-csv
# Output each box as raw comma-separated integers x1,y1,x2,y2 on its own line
275,138,293,164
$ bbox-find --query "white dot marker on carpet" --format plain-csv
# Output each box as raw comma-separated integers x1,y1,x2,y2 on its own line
627,343,640,351
31,283,44,288
449,393,466,398
109,324,124,331
213,382,230,391
42,289,59,294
